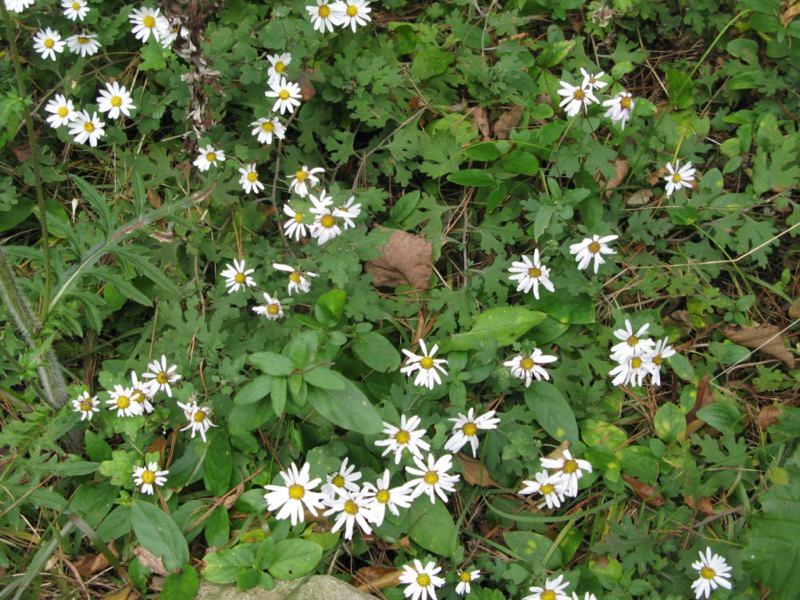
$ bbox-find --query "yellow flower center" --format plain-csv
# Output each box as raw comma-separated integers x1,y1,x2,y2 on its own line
288,484,305,499
672,173,682,183
267,303,280,315
653,355,663,366
344,500,359,515
193,410,206,422
631,357,642,368
294,212,304,223
416,574,431,587
116,395,130,409
460,572,472,583
701,566,716,580
541,483,555,495
295,170,308,182
528,267,541,278
542,591,556,600
462,422,478,437
319,5,330,17
84,122,95,133
80,401,92,411
289,271,302,283
627,335,638,347
72,2,80,9
156,372,169,384
320,214,336,229
346,5,358,16
275,61,285,73
141,470,155,484
235,273,246,283
563,459,579,474
395,430,410,444
423,471,439,485
111,96,122,107
247,171,258,182
520,357,535,371
279,90,290,100
206,152,217,162
587,241,601,254
620,96,632,109
78,36,89,44
143,15,156,28
58,106,69,117
376,489,390,504
45,39,55,48
420,356,434,370
262,121,274,132
332,475,345,488
573,89,585,100
131,390,145,404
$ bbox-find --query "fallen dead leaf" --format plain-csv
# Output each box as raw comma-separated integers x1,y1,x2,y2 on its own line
685,495,714,516
133,546,170,577
222,480,245,510
364,229,432,289
470,106,491,140
662,309,693,337
597,159,629,197
622,474,665,506
101,586,139,600
75,541,119,577
456,454,499,487
355,567,402,593
686,375,714,424
781,0,800,27
493,105,524,140
624,189,654,206
722,324,795,369
756,405,783,429
789,297,800,319
297,72,317,102
146,188,162,208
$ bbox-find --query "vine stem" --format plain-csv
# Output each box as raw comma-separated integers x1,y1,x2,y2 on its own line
1,3,52,313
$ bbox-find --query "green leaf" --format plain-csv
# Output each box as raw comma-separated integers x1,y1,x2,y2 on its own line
140,42,167,71
464,142,503,161
99,451,137,487
204,506,230,549
268,539,323,580
203,433,232,497
314,289,347,328
233,375,273,405
408,499,456,556
353,331,402,373
502,150,538,175
581,418,628,452
411,46,453,80
524,383,579,443
668,353,694,382
536,39,575,68
447,169,496,187
161,565,200,600
203,545,258,584
131,501,190,572
271,377,287,415
504,531,562,568
653,403,685,443
665,68,694,110
443,306,547,351
249,352,295,376
696,400,743,433
85,430,113,462
303,367,346,390
307,378,383,434
390,191,421,223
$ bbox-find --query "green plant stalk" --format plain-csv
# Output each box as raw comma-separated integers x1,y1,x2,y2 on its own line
1,2,52,312
0,247,67,410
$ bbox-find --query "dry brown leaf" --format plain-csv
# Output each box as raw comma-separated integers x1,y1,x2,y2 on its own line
222,480,245,510
687,375,714,424
101,586,139,600
789,297,800,319
598,159,629,197
146,188,162,208
133,546,170,577
781,0,800,27
297,72,317,102
622,474,665,506
493,105,524,140
722,324,795,368
456,454,499,487
685,495,715,516
624,189,654,206
364,229,432,289
756,405,783,429
662,309,693,337
470,106,491,140
75,541,118,577
355,567,402,593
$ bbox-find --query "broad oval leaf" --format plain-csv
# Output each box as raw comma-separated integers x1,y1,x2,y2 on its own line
447,169,496,188
654,403,685,443
524,383,578,444
307,378,383,434
131,501,189,572
353,331,401,373
408,499,455,557
442,306,547,352
268,539,323,580
504,531,562,568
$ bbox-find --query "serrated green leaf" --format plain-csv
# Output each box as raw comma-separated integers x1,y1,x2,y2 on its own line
537,40,575,68
131,501,190,572
99,451,137,487
442,306,547,351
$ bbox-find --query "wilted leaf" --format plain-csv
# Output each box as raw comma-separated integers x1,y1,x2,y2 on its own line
687,375,714,423
75,541,119,577
622,474,665,506
456,455,499,487
353,567,402,592
789,297,800,319
365,229,432,289
685,495,714,516
598,159,629,197
624,189,653,206
493,105,524,140
722,325,795,368
756,405,783,429
134,545,170,576
781,0,800,27
470,106,491,139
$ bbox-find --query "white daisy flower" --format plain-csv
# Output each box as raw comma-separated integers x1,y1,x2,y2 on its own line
456,570,481,596
129,7,168,43
33,28,65,61
265,76,302,115
580,67,607,91
44,94,76,128
323,488,373,540
610,319,656,362
156,18,187,48
646,338,676,386
193,145,225,172
66,32,101,57
72,391,99,422
508,249,554,299
106,385,141,418
332,0,371,32
602,91,634,130
273,263,318,295
503,349,558,387
374,414,431,464
266,52,291,84
443,408,501,457
250,116,286,145
321,457,363,498
132,461,169,495
572,593,598,600
400,338,448,390
362,469,414,526
5,0,35,13
608,350,655,387
282,204,309,241
332,196,361,229
399,559,445,600
177,400,216,443
664,160,696,197
405,453,460,504
309,206,342,245
263,462,325,526
691,547,733,599
253,292,284,320
62,0,89,21
97,82,136,120
130,371,155,414
519,470,569,510
306,0,344,33
288,166,325,197
141,354,181,398
557,80,597,117
568,234,618,274
540,449,592,498
523,574,571,600
239,163,265,194
68,110,105,147
220,258,256,293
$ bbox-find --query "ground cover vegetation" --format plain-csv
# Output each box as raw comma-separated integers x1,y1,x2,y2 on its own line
1,0,799,598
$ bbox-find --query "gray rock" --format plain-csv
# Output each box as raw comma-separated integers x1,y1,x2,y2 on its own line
196,575,374,600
